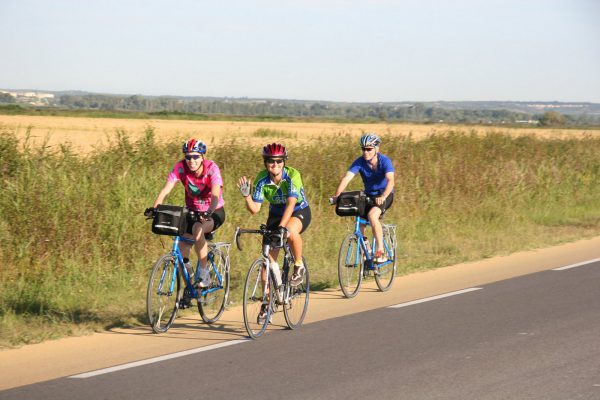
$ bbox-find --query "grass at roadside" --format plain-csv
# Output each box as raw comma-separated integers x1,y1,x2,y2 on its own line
1,126,600,348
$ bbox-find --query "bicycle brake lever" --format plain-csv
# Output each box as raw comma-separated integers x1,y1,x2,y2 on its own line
234,227,243,251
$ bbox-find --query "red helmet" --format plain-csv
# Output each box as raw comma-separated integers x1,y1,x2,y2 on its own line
182,138,207,154
262,143,288,159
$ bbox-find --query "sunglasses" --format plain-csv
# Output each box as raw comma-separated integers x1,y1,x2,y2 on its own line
266,158,284,165
361,147,375,152
185,154,202,161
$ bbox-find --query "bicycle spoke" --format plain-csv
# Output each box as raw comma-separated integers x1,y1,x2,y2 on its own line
243,260,273,339
338,233,363,298
283,258,310,329
198,249,229,324
375,225,396,291
147,255,181,333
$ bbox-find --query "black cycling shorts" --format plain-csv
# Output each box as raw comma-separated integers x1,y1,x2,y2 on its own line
266,206,311,234
185,207,226,235
361,193,394,218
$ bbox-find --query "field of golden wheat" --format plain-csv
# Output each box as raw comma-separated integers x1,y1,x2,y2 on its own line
2,115,599,154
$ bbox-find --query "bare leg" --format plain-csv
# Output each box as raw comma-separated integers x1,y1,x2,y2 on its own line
286,217,304,263
368,207,384,254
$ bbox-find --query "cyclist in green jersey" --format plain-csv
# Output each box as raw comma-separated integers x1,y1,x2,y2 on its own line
238,143,311,293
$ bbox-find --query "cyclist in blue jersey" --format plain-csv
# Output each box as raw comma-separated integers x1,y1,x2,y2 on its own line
331,133,395,263
238,143,311,291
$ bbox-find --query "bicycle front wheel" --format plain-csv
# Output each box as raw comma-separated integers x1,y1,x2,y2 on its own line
338,233,364,298
147,254,181,333
374,226,396,292
198,249,229,324
243,259,274,339
283,258,310,329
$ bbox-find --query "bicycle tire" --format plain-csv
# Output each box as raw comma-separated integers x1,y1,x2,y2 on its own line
198,249,229,324
338,233,364,298
374,225,396,292
243,259,274,339
283,257,310,329
147,254,181,333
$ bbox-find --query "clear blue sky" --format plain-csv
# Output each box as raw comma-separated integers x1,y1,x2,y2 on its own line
1,0,599,102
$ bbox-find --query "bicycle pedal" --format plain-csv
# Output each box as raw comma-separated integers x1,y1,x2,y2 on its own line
179,299,192,309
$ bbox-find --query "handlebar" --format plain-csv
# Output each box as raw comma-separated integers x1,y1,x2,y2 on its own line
234,225,287,251
144,207,211,222
329,193,376,206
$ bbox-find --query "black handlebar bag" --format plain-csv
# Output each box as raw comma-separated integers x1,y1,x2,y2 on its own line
335,191,367,217
152,205,189,236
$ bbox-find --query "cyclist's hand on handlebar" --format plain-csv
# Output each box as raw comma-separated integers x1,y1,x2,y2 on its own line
278,226,289,238
199,210,213,221
238,176,251,197
144,207,155,217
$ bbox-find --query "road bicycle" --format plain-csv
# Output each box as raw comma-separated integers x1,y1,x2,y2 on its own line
333,192,397,298
235,225,310,339
145,209,231,333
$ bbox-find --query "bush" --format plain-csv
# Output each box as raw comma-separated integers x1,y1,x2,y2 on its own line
2,127,600,347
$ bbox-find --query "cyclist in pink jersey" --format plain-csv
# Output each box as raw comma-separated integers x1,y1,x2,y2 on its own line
149,139,226,288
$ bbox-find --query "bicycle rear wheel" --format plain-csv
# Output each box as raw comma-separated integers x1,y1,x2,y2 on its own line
147,254,181,333
374,225,396,292
198,249,229,324
338,233,364,298
243,259,274,339
283,258,310,329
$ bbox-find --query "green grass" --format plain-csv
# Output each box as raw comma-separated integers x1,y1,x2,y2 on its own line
2,127,600,348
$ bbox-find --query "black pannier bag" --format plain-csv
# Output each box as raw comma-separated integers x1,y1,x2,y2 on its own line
335,191,367,217
152,205,188,236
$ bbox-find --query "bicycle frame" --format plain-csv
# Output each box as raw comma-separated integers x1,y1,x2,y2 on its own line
347,216,395,274
166,235,227,299
238,227,293,301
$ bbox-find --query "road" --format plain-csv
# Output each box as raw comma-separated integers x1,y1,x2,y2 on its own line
1,237,600,399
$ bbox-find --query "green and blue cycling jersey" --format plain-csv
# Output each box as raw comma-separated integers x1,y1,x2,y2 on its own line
251,166,309,216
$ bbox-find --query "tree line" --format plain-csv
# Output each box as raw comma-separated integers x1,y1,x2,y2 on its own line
1,92,599,126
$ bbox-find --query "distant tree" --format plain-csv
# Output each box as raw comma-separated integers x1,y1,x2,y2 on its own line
0,92,16,103
539,111,566,126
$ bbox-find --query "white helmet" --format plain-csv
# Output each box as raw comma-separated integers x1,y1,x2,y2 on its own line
360,133,381,148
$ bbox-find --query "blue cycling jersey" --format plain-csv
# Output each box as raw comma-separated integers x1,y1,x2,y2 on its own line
348,153,394,196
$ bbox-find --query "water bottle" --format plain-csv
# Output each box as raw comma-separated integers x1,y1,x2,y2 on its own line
271,262,282,287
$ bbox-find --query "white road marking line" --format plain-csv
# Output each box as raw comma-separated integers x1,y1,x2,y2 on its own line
388,288,483,309
69,339,249,379
553,258,600,271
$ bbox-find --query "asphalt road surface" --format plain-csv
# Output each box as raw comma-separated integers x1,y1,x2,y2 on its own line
2,260,599,400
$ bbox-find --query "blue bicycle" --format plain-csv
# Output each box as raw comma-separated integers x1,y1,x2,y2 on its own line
145,208,230,333
334,192,397,298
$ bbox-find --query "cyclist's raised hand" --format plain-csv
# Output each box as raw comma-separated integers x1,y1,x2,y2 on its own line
238,176,251,197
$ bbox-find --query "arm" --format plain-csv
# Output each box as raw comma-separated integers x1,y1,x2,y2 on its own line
375,171,395,206
153,180,177,208
207,184,221,214
333,171,356,198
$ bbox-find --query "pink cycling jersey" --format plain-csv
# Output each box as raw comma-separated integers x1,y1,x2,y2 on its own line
167,159,225,212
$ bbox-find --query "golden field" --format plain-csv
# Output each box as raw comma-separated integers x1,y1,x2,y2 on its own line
2,115,599,154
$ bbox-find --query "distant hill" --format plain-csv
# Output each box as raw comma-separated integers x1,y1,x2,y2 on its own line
1,88,599,125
